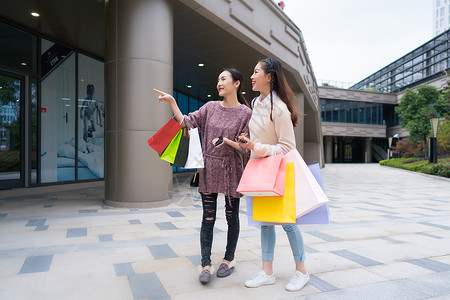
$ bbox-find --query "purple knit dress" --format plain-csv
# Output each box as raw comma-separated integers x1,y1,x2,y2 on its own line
184,101,252,198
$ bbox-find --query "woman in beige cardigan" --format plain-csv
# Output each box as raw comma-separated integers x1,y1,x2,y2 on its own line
237,57,309,292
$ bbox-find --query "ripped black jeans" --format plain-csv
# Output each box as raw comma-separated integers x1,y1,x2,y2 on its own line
200,193,240,267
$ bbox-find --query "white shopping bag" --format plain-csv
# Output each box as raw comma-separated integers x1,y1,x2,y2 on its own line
182,127,204,169
285,149,329,218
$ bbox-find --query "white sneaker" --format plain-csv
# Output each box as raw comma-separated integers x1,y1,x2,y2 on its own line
285,270,309,292
244,271,276,288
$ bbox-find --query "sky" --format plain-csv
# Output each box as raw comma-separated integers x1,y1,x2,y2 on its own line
279,0,433,86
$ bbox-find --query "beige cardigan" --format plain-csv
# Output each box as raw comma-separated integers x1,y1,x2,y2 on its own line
249,94,296,159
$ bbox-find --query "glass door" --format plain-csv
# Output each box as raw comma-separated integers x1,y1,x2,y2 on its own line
0,71,24,188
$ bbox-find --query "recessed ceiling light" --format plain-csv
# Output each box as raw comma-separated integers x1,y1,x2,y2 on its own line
198,63,204,67
20,62,27,66
31,12,40,17
242,91,246,94
187,85,192,88
207,94,211,97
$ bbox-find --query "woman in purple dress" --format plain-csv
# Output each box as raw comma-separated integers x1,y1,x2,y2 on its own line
154,68,252,283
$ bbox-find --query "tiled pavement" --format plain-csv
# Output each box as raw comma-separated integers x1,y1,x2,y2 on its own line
1,164,450,300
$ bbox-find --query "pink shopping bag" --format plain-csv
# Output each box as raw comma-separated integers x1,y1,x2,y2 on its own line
246,163,330,226
236,154,287,197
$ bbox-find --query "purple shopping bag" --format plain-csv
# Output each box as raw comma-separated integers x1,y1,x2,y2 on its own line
246,163,330,226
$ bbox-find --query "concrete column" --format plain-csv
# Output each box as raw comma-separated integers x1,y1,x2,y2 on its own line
104,0,174,208
293,92,304,155
325,136,333,164
365,137,372,163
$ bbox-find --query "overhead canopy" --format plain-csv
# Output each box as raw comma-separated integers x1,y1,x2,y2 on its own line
0,0,269,101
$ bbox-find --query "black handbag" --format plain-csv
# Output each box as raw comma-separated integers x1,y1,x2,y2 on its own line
172,133,189,167
190,171,199,187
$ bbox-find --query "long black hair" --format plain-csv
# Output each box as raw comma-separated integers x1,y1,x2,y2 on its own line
258,58,299,127
223,67,249,107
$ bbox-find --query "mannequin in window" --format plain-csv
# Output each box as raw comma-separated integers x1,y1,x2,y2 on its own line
80,84,102,142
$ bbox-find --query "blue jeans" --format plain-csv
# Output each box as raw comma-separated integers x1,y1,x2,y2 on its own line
261,224,305,262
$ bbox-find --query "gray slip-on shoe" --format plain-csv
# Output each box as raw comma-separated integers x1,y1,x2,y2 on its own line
199,269,212,283
217,262,234,278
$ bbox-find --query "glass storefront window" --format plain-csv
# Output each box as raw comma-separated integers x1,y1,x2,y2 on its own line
189,98,199,112
359,108,365,123
339,109,345,122
0,74,22,181
0,21,37,75
326,109,333,122
1,22,108,188
352,108,358,123
177,93,189,115
332,109,338,122
173,91,206,172
365,107,372,124
31,78,38,184
320,99,384,125
77,54,105,179
40,39,76,182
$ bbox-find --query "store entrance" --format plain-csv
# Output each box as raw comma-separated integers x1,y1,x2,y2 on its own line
332,136,366,163
0,71,24,188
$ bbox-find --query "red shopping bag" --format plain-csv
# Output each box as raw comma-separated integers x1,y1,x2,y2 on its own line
147,118,183,154
236,154,287,197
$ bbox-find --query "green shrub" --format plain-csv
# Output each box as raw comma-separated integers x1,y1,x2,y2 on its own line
380,158,412,167
431,161,450,178
381,157,450,177
392,138,426,158
401,159,432,173
437,119,450,154
0,151,20,172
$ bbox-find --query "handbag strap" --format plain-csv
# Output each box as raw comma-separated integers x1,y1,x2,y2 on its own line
182,126,189,137
251,97,257,109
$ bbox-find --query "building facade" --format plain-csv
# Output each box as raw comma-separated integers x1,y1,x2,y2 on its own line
320,87,398,163
321,29,449,164
0,0,323,208
350,29,449,94
434,0,450,36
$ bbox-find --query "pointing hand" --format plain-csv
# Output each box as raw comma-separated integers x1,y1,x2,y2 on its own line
153,88,175,103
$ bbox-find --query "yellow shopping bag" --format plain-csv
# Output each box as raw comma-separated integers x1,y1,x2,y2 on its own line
253,162,296,223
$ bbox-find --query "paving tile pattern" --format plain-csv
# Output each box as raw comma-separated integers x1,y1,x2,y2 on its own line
0,164,450,299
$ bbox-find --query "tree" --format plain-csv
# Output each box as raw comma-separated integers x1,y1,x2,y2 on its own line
364,87,378,92
0,76,18,106
439,71,450,118
436,73,450,154
395,84,445,144
437,119,450,154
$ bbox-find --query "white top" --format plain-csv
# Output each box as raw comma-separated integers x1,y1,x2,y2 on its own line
250,93,296,159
